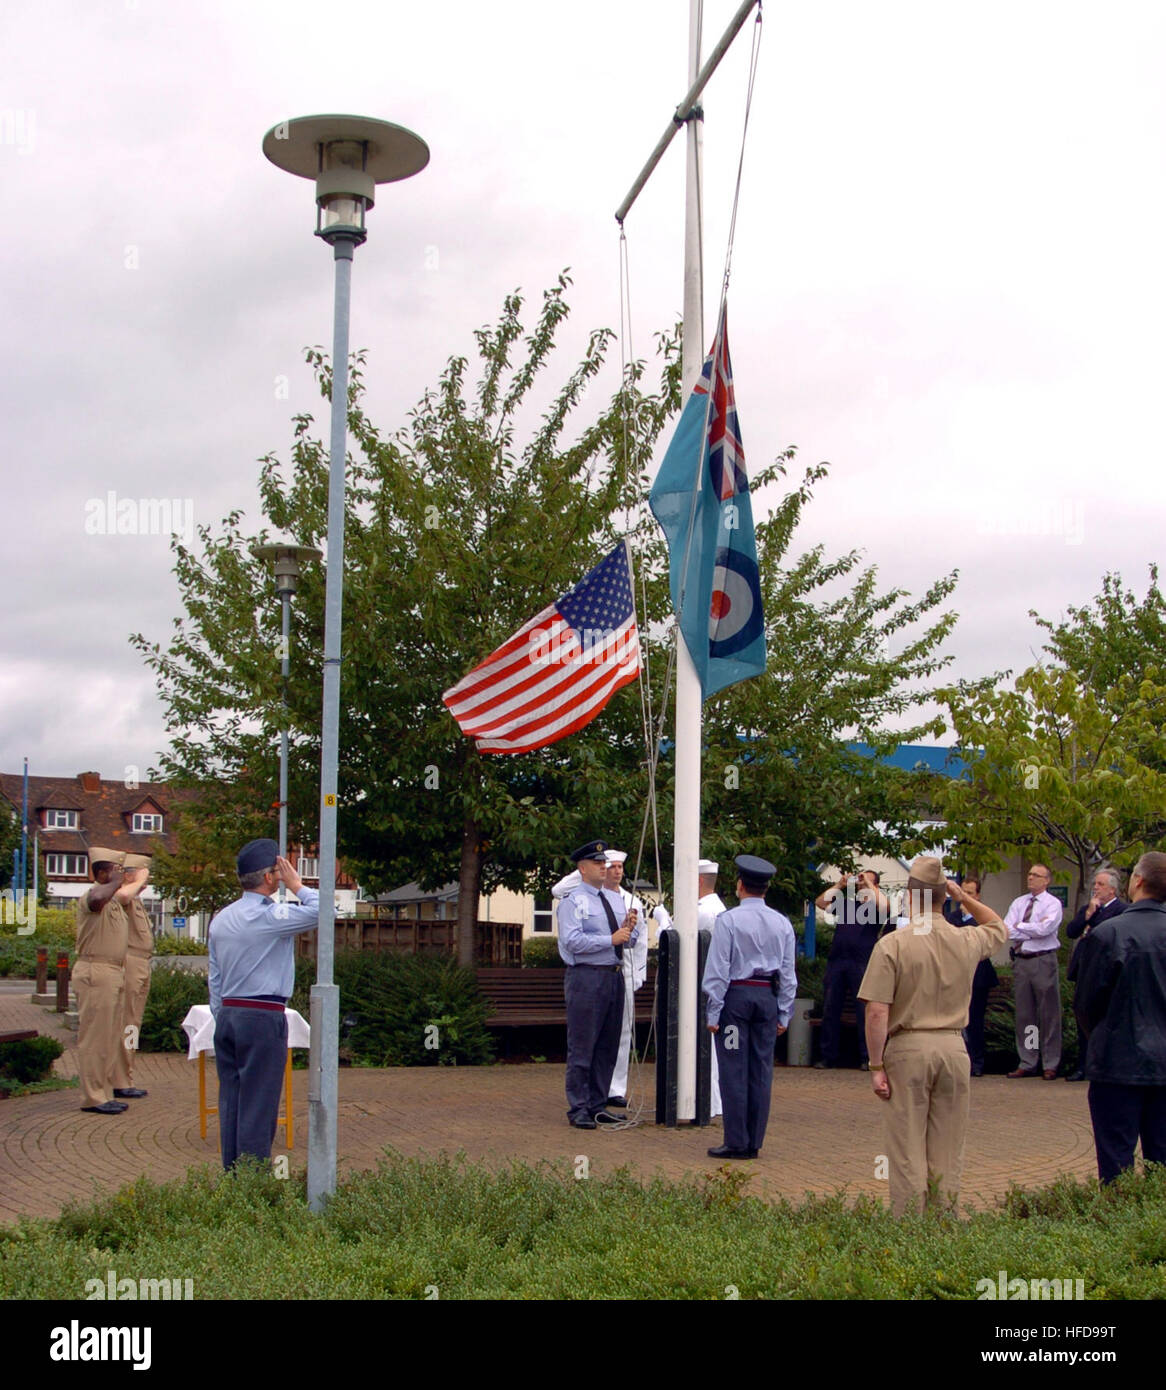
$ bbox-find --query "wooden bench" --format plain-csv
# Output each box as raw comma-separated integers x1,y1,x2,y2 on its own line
0,1030,38,1046
476,967,658,1030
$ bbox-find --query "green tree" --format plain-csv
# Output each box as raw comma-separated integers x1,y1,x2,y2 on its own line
936,664,1166,908
135,278,677,961
695,454,959,910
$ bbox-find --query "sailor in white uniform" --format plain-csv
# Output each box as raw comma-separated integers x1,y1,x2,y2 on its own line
657,857,724,1118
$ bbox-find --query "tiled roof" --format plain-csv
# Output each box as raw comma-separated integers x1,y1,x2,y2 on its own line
0,771,178,859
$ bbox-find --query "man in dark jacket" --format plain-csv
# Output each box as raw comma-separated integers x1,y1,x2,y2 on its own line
1074,851,1166,1184
942,876,998,1075
1064,868,1125,1080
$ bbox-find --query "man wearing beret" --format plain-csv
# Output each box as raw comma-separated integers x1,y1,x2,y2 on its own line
208,840,320,1168
558,840,640,1129
858,857,1007,1216
111,853,155,1101
702,855,797,1159
75,848,148,1113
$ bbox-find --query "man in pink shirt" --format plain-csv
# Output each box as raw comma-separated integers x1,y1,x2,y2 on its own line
1004,864,1064,1078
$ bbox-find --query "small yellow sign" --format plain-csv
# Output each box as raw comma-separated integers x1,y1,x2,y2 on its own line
324,794,337,807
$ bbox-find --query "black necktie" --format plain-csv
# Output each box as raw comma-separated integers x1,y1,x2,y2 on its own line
597,891,623,960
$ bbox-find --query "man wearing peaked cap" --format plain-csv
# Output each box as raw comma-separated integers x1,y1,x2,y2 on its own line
111,853,155,1100
557,840,640,1128
207,839,320,1168
858,856,1008,1216
74,847,143,1114
702,855,797,1159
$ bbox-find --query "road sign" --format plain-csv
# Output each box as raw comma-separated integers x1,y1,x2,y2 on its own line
172,916,187,928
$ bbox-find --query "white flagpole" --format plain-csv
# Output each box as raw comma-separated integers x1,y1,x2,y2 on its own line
674,0,705,1124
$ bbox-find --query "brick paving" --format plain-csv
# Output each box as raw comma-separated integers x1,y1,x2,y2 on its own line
0,982,1099,1222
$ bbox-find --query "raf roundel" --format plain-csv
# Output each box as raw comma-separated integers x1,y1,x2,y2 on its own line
708,546,764,657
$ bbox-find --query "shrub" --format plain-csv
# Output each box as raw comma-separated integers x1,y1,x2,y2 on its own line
0,1034,63,1083
521,937,563,968
153,936,208,956
293,952,494,1066
138,967,209,1053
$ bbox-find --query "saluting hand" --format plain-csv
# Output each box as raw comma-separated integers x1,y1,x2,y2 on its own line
276,856,303,895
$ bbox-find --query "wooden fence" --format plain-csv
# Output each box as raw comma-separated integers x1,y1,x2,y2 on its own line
295,917,523,967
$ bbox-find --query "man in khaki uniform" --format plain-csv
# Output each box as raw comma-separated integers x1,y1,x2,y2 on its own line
858,857,1007,1216
74,849,146,1114
111,853,154,1100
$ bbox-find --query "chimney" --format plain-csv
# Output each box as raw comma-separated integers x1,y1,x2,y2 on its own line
79,772,101,793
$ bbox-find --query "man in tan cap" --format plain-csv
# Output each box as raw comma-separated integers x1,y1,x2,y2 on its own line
111,853,155,1100
74,849,148,1114
858,857,1007,1215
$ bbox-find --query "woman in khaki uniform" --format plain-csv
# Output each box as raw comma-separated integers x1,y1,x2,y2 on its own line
74,849,145,1114
111,853,154,1099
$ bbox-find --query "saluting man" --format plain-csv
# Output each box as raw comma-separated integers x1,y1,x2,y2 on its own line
111,852,155,1100
558,840,639,1129
208,840,319,1168
74,848,145,1114
702,855,797,1160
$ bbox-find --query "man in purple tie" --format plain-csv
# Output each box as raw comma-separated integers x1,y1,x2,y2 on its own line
1004,864,1064,1079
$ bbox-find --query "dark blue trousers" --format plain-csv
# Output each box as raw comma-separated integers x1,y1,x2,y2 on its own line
564,965,624,1122
715,984,780,1153
214,1006,287,1168
1087,1080,1166,1184
821,956,868,1066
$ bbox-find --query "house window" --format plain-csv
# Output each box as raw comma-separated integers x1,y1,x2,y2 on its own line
533,895,553,934
45,809,78,829
46,853,89,877
132,813,163,833
298,856,319,879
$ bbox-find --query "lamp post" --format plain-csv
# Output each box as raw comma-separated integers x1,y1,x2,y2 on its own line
250,539,322,872
263,114,428,1211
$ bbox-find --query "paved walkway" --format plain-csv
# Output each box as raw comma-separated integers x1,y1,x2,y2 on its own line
0,983,1099,1222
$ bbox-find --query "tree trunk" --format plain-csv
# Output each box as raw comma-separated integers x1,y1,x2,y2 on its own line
456,814,482,970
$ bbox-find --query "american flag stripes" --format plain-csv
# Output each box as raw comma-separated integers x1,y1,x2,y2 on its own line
442,542,641,755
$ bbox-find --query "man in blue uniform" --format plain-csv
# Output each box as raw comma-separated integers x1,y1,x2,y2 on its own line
702,855,797,1160
558,840,639,1129
208,840,320,1168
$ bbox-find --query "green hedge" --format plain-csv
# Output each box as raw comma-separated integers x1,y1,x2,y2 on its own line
138,968,209,1053
0,1035,63,1083
3,1156,1165,1299
521,937,564,968
292,952,494,1067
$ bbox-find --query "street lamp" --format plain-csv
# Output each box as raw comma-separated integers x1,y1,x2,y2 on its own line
263,114,428,1211
250,538,322,871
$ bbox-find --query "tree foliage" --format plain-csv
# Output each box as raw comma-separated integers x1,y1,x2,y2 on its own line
936,572,1166,907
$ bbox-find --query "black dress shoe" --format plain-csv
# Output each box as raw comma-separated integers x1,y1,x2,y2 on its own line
970,1064,984,1077
1065,1071,1086,1082
606,1095,628,1107
81,1102,126,1115
812,1061,830,1070
593,1110,622,1125
707,1145,757,1160
113,1088,148,1099
569,1117,597,1129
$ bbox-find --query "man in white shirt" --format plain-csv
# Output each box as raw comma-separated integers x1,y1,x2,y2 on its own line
658,858,724,1117
1004,864,1064,1079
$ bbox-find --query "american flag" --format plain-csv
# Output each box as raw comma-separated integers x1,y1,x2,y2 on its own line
695,307,747,502
442,542,641,755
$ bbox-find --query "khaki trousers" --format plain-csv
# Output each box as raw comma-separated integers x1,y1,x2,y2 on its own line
112,952,152,1089
74,959,125,1108
883,1030,970,1217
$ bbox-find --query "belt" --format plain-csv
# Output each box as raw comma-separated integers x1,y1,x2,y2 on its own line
730,977,775,987
222,997,286,1011
1010,947,1059,960
892,1028,963,1036
127,948,153,959
77,955,124,967
570,964,622,973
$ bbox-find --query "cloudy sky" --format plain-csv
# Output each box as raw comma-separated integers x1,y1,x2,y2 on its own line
2,0,1163,786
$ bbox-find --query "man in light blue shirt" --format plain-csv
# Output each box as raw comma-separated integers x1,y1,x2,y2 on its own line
208,839,320,1168
559,839,639,1128
702,855,797,1160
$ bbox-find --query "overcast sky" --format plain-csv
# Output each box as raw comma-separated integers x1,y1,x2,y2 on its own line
2,0,1163,786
